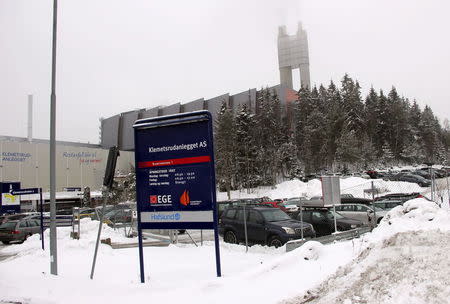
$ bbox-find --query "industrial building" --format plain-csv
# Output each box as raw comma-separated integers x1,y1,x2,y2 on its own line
100,23,310,151
0,136,134,193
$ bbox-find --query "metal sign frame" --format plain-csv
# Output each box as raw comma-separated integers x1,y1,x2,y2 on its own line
133,111,221,283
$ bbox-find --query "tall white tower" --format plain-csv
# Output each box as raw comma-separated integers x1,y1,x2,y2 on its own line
278,23,311,89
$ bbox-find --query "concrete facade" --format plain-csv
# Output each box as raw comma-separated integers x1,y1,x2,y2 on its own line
0,136,134,192
278,23,311,89
100,85,297,151
119,110,140,151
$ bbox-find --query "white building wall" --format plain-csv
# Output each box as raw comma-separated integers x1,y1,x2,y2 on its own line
0,139,134,192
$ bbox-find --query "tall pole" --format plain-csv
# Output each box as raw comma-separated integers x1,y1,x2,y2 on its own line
28,94,33,142
49,0,58,275
371,181,376,228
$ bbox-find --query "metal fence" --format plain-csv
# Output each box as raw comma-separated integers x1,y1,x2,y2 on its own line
286,226,372,252
42,215,73,228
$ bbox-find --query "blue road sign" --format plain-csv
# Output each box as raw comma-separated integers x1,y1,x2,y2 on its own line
134,111,217,230
133,111,221,282
11,188,40,195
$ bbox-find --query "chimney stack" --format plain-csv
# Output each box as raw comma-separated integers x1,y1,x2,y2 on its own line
28,94,33,142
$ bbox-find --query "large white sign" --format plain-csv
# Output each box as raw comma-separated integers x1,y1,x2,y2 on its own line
321,176,341,205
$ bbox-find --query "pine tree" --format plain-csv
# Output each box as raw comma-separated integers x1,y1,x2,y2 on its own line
325,81,343,169
340,74,364,136
214,102,236,198
419,105,440,162
387,87,410,161
372,90,389,157
234,104,257,189
364,87,378,145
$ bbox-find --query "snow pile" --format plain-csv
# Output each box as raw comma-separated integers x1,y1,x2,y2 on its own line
282,198,450,304
1,198,449,304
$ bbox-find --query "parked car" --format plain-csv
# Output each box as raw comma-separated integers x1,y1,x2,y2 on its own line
280,201,300,213
373,200,404,211
435,168,448,178
301,174,318,182
290,207,365,237
389,173,431,187
0,218,42,244
217,199,261,218
334,204,387,225
0,212,40,225
103,209,132,226
413,170,431,180
341,196,373,205
375,192,425,203
219,206,315,247
259,201,287,212
347,172,371,179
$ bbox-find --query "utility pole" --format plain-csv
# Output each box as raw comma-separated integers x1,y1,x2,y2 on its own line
49,0,58,275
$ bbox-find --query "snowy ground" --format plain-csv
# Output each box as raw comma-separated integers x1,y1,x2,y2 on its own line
0,178,449,304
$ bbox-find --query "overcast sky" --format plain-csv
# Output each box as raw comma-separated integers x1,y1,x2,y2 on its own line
1,0,449,144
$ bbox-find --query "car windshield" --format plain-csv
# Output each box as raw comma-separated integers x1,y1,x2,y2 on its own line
284,199,300,205
0,221,17,229
326,210,345,219
105,210,120,217
260,209,291,222
7,214,26,220
281,202,296,207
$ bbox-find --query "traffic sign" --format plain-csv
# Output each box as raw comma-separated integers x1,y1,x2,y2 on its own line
11,188,40,195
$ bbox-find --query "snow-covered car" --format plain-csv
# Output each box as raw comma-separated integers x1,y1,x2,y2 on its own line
290,207,365,236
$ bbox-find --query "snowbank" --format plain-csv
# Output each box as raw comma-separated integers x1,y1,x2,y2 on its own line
1,197,449,304
282,198,450,304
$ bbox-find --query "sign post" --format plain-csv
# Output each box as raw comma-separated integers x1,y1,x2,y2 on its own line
321,176,341,233
133,111,221,283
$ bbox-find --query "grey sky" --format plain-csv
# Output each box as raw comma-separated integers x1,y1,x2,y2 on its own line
1,0,449,143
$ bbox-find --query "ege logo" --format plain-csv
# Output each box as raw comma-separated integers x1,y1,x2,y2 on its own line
149,195,172,204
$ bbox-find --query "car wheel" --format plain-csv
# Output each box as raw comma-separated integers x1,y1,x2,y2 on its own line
224,230,238,244
268,236,284,248
1,241,10,245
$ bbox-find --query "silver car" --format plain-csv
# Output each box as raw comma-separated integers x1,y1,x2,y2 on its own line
334,204,387,225
0,218,42,244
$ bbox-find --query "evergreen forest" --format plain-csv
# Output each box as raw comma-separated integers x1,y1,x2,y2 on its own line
214,74,450,192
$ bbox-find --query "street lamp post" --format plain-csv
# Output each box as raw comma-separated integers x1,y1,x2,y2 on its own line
49,0,58,275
